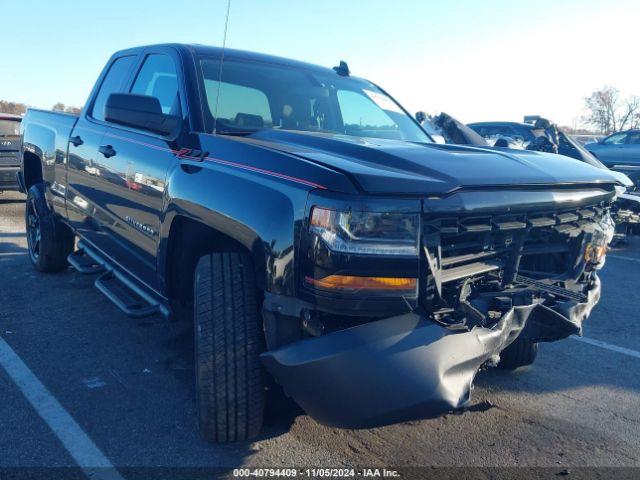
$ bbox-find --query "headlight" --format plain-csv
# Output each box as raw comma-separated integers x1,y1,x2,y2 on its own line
584,212,614,269
310,207,419,256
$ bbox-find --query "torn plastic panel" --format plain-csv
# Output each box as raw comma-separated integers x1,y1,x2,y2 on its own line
430,112,489,146
261,277,600,428
612,192,640,241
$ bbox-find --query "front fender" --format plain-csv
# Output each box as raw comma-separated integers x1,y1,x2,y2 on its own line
158,161,311,296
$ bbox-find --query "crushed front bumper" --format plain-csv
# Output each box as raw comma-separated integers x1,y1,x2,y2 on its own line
261,277,600,428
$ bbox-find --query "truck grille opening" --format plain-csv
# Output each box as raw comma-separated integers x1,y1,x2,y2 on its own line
421,204,609,327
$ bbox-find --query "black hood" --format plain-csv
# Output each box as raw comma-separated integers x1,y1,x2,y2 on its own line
240,130,621,195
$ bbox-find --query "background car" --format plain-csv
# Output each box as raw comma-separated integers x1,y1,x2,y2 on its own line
0,113,22,192
586,129,640,166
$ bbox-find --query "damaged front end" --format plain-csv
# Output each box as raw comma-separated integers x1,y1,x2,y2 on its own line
611,191,640,241
261,189,615,428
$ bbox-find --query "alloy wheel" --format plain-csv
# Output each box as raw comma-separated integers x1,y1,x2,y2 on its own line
26,197,41,263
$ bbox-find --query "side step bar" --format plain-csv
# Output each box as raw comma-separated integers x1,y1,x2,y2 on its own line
95,270,162,318
67,248,105,274
67,242,167,318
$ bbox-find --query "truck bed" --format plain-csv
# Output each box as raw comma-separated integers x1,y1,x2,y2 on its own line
23,109,78,135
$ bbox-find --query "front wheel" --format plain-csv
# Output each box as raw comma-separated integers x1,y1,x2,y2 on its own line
25,183,74,272
194,252,264,443
498,336,538,370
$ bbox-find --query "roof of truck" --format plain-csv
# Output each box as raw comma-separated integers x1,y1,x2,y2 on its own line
116,43,337,75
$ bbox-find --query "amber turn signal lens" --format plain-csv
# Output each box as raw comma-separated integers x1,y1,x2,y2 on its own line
584,243,607,263
305,274,417,293
310,207,334,229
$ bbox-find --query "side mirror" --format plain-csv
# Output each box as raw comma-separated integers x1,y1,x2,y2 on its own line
415,111,427,124
105,93,179,136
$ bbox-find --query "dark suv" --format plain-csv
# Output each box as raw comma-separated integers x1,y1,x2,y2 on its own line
0,114,22,192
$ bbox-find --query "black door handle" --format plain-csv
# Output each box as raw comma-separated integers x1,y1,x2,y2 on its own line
99,145,116,158
69,135,83,147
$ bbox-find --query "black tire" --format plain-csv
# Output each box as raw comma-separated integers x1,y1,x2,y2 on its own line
25,183,74,272
498,336,538,370
194,252,264,443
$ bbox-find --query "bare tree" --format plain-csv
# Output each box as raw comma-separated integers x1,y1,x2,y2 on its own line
1,100,81,116
584,86,640,134
64,105,82,115
0,100,28,115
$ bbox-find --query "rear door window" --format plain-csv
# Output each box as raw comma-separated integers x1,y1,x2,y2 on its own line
91,56,136,121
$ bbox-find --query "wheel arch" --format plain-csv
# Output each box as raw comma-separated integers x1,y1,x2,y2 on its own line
159,211,268,311
22,149,44,191
158,161,310,310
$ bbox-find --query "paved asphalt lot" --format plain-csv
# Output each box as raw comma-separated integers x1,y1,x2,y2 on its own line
1,190,639,478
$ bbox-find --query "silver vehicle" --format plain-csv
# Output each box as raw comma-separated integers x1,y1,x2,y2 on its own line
587,129,640,166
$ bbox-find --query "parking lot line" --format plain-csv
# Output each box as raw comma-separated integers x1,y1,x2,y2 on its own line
571,335,640,359
0,335,125,480
609,254,640,264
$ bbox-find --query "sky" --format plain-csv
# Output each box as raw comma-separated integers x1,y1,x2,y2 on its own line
2,0,638,127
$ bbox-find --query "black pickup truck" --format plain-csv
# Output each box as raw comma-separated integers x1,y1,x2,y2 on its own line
0,113,22,191
19,44,620,442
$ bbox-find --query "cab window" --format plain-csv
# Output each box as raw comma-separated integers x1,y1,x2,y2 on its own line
91,56,136,121
131,54,181,116
204,79,272,127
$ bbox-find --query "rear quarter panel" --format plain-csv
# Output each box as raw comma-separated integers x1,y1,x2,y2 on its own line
21,110,78,216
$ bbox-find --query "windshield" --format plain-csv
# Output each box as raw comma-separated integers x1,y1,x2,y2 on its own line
0,119,20,136
199,58,431,143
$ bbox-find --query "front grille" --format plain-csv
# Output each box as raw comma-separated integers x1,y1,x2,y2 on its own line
422,204,608,290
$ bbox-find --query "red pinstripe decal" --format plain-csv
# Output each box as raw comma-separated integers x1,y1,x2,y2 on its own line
198,156,327,189
94,130,326,189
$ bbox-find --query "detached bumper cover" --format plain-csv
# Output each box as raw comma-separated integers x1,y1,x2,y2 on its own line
261,277,601,428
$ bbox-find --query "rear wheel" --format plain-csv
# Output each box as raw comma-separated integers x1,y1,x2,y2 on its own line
25,183,74,272
498,336,538,370
194,252,264,443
